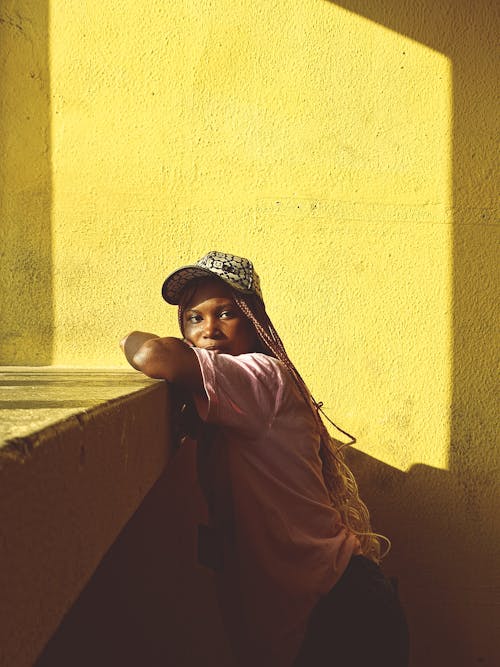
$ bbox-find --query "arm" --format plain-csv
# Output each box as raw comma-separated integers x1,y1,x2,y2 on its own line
120,331,204,394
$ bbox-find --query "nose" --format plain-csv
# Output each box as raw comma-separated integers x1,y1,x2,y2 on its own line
202,316,221,338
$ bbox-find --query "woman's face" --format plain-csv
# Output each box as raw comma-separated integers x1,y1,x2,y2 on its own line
182,279,258,356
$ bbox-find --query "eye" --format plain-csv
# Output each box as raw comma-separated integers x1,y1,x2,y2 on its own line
219,310,235,319
186,313,202,324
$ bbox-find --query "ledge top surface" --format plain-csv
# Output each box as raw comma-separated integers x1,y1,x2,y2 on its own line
0,367,160,447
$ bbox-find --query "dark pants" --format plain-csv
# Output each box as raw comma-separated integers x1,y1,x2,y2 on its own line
293,556,409,667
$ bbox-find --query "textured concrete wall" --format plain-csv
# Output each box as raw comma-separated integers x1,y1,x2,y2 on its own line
331,6,499,666
0,1,498,665
0,1,52,362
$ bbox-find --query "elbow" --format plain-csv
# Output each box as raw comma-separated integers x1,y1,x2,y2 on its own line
132,337,187,381
132,339,168,379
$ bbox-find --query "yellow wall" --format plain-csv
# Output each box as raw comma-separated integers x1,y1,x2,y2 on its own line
48,0,454,473
0,1,52,363
1,1,498,665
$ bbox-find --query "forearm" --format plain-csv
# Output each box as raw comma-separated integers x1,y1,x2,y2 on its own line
119,332,203,392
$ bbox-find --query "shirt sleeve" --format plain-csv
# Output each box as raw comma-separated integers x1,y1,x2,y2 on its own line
191,349,286,436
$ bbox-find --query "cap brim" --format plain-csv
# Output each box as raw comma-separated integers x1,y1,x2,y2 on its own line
161,265,225,305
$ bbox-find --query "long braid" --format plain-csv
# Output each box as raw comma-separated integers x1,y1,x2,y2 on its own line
233,294,386,562
179,282,387,562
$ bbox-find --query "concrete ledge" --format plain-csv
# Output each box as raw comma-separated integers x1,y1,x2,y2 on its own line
0,368,171,667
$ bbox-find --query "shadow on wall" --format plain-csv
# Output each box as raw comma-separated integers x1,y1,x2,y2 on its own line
345,449,498,667
330,1,499,665
0,2,53,364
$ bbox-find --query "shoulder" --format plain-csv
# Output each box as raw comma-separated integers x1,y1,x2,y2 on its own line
191,350,291,430
193,350,293,409
236,351,286,373
195,349,288,382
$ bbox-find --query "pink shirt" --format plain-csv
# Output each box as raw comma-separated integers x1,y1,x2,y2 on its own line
192,349,361,667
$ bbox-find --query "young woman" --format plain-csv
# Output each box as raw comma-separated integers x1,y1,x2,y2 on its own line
120,251,409,667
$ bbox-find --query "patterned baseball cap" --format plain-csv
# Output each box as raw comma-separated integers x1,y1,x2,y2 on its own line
161,251,263,304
